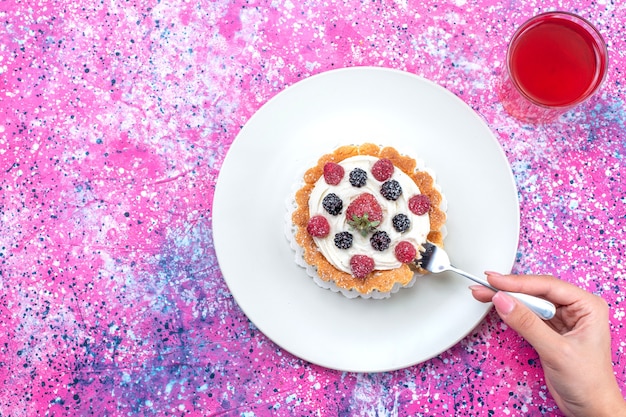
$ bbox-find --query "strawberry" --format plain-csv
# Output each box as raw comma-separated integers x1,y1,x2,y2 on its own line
306,215,330,237
395,241,416,263
350,255,375,278
408,194,431,216
345,193,383,236
323,162,344,185
371,158,394,181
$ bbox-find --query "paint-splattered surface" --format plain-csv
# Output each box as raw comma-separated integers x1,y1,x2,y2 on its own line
1,0,625,415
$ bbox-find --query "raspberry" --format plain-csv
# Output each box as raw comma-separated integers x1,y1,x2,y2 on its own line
349,168,368,187
380,179,402,200
322,193,343,215
392,213,411,233
371,158,394,181
323,162,344,185
370,230,391,251
350,255,375,279
408,194,431,215
333,231,353,249
395,241,416,263
306,215,330,237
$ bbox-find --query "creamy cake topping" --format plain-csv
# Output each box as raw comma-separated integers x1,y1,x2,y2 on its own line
307,155,430,276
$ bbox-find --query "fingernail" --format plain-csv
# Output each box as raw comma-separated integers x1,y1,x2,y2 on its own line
492,292,515,315
485,271,503,276
468,285,483,291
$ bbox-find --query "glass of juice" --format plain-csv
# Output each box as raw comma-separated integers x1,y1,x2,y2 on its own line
499,11,608,123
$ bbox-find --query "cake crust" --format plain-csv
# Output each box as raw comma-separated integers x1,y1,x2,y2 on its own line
292,143,446,295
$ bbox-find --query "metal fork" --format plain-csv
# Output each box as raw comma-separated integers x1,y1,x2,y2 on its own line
417,242,556,320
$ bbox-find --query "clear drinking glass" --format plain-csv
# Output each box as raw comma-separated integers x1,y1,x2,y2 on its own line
499,11,608,123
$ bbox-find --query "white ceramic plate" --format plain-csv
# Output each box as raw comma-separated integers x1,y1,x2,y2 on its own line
213,67,519,373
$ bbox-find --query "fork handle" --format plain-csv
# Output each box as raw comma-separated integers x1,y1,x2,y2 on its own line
448,265,556,320
502,292,557,320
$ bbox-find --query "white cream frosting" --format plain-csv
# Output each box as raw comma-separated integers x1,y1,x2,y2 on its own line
308,155,430,274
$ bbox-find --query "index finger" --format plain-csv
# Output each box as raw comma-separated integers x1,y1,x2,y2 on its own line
486,272,589,306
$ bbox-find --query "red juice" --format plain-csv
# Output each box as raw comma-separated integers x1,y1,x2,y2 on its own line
508,13,607,108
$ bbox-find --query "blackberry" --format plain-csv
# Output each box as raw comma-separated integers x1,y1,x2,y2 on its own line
380,179,402,200
349,168,368,187
370,230,391,251
322,193,343,215
334,231,353,249
392,213,411,233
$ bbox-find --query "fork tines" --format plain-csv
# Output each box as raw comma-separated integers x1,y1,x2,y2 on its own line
414,241,436,271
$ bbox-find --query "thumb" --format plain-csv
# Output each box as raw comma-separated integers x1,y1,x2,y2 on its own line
492,291,558,354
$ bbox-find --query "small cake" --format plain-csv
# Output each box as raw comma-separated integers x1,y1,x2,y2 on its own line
286,143,446,298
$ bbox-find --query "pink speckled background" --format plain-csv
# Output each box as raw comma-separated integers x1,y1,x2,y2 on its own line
1,0,625,415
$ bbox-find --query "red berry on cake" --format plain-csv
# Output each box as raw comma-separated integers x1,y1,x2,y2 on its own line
346,193,383,236
408,194,431,215
394,241,417,263
323,162,345,185
350,254,375,278
307,215,330,237
371,158,394,181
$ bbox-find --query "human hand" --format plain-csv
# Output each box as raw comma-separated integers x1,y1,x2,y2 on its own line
471,272,626,417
